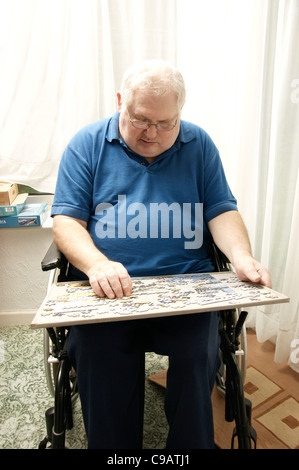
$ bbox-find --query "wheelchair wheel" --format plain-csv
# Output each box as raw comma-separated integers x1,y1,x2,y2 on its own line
43,328,57,398
40,336,78,449
43,328,78,404
216,308,247,394
229,308,247,383
240,319,247,383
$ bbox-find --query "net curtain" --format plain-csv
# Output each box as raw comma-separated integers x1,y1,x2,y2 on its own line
0,0,177,192
0,0,298,371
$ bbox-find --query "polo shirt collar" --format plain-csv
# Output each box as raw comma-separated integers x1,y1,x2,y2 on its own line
106,112,122,143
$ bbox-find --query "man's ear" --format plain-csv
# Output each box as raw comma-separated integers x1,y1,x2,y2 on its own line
116,91,122,112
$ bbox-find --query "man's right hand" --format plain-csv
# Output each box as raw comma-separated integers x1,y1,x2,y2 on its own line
88,259,132,299
53,215,132,299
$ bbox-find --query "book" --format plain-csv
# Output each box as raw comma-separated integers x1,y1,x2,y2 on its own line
31,271,289,328
0,203,48,228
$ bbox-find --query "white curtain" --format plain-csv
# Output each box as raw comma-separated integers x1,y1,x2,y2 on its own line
250,1,299,372
0,0,177,192
177,0,299,371
0,0,298,370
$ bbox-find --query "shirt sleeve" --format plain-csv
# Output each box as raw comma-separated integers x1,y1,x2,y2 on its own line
201,132,238,223
51,129,93,222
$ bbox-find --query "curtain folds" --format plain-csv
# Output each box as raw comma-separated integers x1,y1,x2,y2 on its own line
0,0,177,192
0,0,298,370
248,0,299,371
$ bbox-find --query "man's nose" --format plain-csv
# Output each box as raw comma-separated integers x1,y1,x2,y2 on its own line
144,124,158,138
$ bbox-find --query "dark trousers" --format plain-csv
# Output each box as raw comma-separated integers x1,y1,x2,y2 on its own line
67,311,220,449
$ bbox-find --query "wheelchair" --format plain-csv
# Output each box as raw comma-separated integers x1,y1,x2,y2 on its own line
38,241,256,449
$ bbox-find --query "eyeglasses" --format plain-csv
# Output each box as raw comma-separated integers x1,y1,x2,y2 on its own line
127,111,177,132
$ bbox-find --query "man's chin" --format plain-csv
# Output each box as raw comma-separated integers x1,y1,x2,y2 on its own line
136,140,160,157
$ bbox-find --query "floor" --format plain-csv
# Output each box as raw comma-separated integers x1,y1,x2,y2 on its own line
212,329,299,449
148,329,299,449
1,325,298,449
0,325,168,449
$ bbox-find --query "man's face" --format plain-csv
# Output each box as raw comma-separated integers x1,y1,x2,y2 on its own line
117,90,180,162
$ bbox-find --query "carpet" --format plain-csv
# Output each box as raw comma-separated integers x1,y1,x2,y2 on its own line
148,328,299,449
0,325,169,449
2,326,298,449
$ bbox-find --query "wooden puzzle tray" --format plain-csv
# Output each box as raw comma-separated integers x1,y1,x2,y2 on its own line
31,271,289,328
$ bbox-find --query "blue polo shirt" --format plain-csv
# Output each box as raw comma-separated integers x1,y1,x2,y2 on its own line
51,112,237,277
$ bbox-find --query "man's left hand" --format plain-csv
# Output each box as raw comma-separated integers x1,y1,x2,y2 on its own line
234,256,272,288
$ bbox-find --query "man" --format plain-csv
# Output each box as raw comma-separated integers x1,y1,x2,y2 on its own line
51,60,271,449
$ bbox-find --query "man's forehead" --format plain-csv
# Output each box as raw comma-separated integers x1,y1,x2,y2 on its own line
129,91,179,120
131,109,178,123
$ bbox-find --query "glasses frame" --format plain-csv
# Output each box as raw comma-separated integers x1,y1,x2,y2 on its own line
127,111,178,132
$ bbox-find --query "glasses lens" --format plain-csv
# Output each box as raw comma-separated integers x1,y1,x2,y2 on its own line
156,123,174,131
132,120,148,129
129,114,177,132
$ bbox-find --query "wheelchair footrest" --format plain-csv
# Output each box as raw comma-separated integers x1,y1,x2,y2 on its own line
231,425,257,449
38,407,55,449
231,398,257,449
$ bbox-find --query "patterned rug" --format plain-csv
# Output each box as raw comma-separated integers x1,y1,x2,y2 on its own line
0,325,169,449
149,329,299,449
212,329,299,449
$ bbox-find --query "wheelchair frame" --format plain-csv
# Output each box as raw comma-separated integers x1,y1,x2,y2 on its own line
38,242,256,449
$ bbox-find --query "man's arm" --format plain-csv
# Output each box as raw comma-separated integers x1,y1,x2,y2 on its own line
208,210,272,288
52,215,132,298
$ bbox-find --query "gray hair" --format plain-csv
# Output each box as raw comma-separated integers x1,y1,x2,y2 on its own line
120,60,186,113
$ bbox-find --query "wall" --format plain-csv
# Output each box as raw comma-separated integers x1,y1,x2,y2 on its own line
0,195,54,326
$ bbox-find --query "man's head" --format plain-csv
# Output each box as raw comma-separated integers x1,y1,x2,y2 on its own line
117,60,186,162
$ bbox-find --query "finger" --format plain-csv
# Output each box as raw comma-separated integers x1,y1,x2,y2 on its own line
252,261,272,288
97,273,120,299
107,271,132,298
117,268,132,297
246,269,262,284
89,275,107,298
257,268,272,288
237,263,272,289
89,263,132,299
91,271,127,299
236,266,261,284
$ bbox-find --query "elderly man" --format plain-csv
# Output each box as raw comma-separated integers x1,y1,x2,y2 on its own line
51,60,271,449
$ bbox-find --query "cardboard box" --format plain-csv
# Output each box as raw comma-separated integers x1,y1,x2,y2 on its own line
0,183,18,206
0,193,28,217
0,203,48,228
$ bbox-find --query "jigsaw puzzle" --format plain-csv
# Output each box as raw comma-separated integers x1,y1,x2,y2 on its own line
31,272,289,328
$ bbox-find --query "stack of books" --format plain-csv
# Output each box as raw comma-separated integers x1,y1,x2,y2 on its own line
0,183,48,227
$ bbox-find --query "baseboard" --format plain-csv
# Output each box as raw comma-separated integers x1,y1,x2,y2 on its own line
0,310,36,327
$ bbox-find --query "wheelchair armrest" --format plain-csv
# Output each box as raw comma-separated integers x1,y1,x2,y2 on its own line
210,243,231,272
41,242,67,272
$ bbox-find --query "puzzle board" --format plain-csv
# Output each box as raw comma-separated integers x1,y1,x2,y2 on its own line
31,272,289,329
